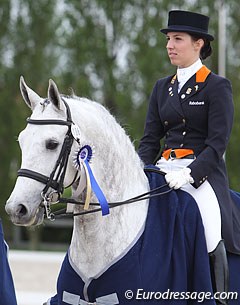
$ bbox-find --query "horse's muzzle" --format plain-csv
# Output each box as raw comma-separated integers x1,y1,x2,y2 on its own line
5,200,44,226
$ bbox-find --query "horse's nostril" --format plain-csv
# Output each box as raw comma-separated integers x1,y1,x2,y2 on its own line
16,204,28,216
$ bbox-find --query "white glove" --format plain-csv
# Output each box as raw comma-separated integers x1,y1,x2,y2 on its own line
165,167,194,189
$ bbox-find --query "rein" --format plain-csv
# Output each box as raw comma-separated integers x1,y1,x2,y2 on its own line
51,178,172,220
17,99,172,221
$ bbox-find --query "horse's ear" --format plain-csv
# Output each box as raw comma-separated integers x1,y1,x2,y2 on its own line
20,76,41,110
48,79,65,111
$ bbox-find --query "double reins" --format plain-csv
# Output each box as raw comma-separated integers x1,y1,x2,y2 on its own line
17,98,172,220
52,173,172,220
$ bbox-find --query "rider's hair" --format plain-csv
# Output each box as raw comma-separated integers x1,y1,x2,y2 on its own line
191,34,213,60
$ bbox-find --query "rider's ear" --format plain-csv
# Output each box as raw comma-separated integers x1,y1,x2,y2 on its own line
48,79,65,112
19,76,41,110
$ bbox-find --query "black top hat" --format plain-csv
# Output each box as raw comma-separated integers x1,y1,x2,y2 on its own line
160,10,214,41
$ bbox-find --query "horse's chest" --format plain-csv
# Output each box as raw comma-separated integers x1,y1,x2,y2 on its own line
53,239,144,304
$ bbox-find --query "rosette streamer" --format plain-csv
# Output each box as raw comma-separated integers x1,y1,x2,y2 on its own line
74,145,109,216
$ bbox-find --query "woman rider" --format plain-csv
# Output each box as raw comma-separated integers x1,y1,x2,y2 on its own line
138,10,240,305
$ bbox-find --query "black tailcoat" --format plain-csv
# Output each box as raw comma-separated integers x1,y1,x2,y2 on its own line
138,66,240,254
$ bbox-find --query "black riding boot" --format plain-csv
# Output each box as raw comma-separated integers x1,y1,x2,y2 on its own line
209,240,229,305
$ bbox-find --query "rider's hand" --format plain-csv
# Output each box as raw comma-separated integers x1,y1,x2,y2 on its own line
165,167,194,189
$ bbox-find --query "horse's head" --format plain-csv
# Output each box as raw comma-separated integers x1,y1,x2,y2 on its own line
6,77,78,226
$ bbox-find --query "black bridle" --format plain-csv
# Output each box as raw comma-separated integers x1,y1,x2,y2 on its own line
17,98,78,219
18,117,74,194
17,98,172,221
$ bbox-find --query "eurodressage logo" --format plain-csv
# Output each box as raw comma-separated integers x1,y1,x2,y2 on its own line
189,101,205,106
124,289,238,303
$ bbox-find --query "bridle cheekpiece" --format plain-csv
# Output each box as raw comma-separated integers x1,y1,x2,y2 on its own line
17,98,78,220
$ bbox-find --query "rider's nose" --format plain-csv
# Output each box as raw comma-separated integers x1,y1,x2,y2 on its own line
166,39,174,50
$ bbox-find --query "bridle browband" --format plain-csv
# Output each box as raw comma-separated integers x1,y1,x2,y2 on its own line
17,98,172,220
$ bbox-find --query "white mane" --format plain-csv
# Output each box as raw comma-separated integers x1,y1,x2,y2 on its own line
65,96,146,202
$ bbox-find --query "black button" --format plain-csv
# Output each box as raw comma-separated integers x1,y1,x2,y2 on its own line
170,150,176,158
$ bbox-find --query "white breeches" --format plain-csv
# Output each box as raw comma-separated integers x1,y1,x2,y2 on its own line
156,157,222,253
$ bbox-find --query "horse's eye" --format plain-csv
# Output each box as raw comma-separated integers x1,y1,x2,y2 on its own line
46,139,59,150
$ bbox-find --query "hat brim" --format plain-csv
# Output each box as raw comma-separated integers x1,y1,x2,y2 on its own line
160,28,214,41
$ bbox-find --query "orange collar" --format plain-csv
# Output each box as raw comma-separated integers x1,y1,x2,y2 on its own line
170,65,211,84
196,65,211,82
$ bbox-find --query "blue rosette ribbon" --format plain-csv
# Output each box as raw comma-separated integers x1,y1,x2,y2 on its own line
75,145,110,216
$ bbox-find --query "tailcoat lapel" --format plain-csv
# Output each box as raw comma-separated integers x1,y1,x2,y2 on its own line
168,75,184,117
166,66,211,117
179,65,211,104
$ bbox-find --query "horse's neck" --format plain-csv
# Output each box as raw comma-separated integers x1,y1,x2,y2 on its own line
70,198,149,279
68,99,149,279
